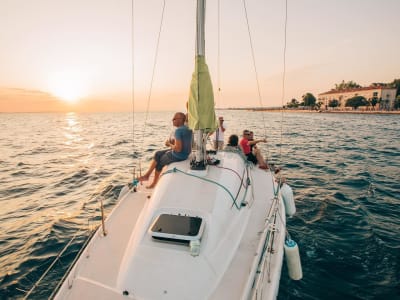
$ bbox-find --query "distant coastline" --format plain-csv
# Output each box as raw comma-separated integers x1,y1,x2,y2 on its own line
221,108,400,115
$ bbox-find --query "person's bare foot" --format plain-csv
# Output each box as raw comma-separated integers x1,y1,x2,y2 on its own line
138,175,149,182
146,182,157,189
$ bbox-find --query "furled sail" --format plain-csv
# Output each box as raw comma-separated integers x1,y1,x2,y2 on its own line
188,55,218,133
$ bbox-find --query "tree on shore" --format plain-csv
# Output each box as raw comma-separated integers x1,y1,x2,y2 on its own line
394,95,400,110
345,96,368,109
371,79,400,96
370,97,379,109
390,79,400,97
302,93,316,108
328,99,340,108
286,98,300,108
334,80,361,91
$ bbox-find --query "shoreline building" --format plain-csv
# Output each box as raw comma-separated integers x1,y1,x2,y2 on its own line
318,86,397,110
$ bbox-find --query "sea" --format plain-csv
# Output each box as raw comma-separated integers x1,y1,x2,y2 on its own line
0,110,399,300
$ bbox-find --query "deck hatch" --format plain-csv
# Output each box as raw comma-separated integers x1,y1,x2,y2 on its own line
150,214,204,243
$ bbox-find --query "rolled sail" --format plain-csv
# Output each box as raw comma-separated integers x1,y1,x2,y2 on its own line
188,55,218,133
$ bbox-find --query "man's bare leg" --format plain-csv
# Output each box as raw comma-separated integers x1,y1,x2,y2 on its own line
138,160,157,181
255,149,268,169
147,170,161,189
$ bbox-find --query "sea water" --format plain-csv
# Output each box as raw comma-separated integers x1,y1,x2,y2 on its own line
0,111,399,299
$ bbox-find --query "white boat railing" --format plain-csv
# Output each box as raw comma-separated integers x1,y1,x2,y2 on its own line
23,186,114,300
241,194,282,300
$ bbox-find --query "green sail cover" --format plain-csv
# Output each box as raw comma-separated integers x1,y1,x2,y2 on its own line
188,55,218,132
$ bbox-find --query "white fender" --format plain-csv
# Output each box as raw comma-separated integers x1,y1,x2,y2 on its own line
284,239,303,280
281,183,296,217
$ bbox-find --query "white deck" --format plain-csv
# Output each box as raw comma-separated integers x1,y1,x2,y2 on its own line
54,151,286,300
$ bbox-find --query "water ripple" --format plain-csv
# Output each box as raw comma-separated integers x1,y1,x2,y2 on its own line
0,111,399,300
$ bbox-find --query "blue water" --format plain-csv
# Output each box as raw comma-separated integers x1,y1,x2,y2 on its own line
0,111,399,299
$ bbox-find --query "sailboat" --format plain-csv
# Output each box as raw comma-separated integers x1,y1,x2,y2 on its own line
51,1,301,299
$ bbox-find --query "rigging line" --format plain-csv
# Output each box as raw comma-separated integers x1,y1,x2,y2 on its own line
279,0,288,165
215,165,246,188
162,167,242,209
242,0,267,138
217,0,221,104
131,0,136,179
139,0,166,165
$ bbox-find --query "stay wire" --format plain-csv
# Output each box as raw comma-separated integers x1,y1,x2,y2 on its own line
131,0,136,179
217,0,221,105
279,0,288,166
139,0,166,169
242,0,267,138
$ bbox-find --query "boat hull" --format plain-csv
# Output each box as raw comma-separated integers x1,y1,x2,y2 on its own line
53,151,286,300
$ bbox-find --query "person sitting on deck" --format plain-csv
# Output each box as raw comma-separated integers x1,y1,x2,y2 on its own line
224,134,240,151
138,112,192,188
239,130,269,169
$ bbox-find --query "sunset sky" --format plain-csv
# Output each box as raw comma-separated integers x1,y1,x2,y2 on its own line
0,0,399,113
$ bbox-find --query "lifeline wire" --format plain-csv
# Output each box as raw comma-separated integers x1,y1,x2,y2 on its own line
23,228,88,299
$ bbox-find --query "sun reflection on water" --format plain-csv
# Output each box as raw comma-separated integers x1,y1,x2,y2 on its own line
64,112,82,146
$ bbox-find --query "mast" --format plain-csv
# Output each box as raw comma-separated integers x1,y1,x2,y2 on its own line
196,0,205,57
191,0,207,170
189,0,217,171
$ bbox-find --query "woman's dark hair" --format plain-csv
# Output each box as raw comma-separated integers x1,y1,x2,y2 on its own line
228,134,239,146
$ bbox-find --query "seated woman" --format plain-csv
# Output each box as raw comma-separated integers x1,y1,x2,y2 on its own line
239,130,268,169
224,134,239,151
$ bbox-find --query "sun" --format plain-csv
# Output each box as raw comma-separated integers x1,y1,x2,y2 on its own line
47,71,88,103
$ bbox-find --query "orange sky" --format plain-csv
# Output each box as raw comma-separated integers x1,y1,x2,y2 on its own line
1,0,399,113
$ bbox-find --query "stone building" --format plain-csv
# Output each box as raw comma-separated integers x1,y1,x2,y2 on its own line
318,86,397,110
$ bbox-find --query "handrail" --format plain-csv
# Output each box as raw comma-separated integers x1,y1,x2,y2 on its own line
240,196,280,300
24,185,113,299
23,228,94,300
48,228,97,299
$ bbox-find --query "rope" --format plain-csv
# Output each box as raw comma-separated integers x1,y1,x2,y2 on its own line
242,0,267,139
131,0,135,180
217,0,221,102
138,0,166,170
162,167,244,209
278,0,288,165
131,0,136,180
214,165,247,188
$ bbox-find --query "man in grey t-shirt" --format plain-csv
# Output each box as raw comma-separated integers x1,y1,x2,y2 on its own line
139,112,192,188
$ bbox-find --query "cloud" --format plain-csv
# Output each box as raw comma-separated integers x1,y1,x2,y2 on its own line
0,87,67,112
